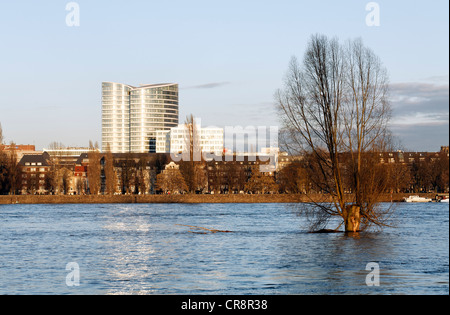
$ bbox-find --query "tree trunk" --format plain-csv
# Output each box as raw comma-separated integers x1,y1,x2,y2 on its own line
343,204,361,232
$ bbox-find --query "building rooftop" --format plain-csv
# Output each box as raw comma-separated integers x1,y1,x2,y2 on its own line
137,83,177,89
103,82,177,90
18,153,51,167
0,144,36,151
43,147,98,157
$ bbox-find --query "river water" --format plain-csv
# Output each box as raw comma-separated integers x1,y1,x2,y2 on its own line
0,202,448,295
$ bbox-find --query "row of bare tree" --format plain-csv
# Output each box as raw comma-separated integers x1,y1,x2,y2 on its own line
84,149,170,195
277,152,449,195
155,162,280,195
409,153,449,193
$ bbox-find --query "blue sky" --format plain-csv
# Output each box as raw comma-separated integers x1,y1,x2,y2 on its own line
0,0,448,151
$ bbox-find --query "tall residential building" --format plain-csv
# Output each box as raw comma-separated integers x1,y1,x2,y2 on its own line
156,124,224,155
102,82,179,153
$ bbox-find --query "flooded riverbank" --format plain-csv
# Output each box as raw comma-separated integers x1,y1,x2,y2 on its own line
0,202,448,294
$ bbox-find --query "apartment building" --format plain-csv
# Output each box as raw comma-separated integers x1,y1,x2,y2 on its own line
18,153,51,195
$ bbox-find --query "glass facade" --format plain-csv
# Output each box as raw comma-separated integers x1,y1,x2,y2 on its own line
102,83,179,153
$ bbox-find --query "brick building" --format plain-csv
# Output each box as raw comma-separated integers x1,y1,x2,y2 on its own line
0,144,41,161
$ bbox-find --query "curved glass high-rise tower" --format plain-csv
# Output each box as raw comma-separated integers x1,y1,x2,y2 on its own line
102,82,179,153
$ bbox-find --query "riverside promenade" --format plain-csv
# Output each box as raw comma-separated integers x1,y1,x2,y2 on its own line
0,193,437,205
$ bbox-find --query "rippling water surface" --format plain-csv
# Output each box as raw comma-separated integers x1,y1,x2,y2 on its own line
0,202,448,295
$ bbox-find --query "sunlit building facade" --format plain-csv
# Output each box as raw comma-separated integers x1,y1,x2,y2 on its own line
156,124,224,155
102,82,179,153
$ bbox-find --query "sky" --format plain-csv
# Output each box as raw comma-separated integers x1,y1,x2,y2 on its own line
0,0,448,152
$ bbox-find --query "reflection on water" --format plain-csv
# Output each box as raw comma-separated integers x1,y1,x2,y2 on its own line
0,202,448,295
101,206,158,295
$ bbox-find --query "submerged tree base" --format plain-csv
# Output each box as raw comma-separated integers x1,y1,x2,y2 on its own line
343,205,361,233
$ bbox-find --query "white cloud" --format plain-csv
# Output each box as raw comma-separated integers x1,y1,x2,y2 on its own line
183,82,231,89
391,112,449,127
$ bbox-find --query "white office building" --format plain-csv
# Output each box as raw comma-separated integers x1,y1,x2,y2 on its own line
102,82,179,153
156,125,224,155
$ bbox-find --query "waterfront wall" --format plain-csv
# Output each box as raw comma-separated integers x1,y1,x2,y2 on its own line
0,193,437,205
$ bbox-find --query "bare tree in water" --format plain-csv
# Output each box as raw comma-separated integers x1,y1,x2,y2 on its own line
276,34,394,232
